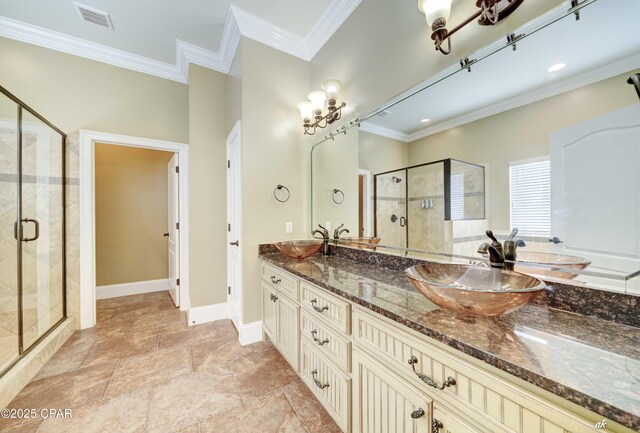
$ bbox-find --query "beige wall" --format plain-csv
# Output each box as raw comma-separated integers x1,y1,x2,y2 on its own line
0,38,188,143
312,129,359,231
240,38,310,323
408,70,640,232
359,131,408,174
188,65,229,308
95,144,172,286
310,0,564,125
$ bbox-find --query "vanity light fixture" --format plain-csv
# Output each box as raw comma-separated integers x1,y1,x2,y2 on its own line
297,79,346,135
418,0,524,55
547,63,566,72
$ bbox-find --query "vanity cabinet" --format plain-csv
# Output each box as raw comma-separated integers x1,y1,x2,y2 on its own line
260,260,624,433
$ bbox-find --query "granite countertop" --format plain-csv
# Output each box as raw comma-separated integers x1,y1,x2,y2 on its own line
260,251,640,431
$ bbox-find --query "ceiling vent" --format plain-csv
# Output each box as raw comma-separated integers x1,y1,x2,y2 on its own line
73,2,114,30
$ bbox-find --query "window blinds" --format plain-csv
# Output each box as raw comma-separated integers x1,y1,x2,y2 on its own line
509,159,551,236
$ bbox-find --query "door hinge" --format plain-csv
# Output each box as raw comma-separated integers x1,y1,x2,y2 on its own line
228,286,231,295
176,278,180,286
227,160,230,169
176,222,179,230
175,166,179,174
228,223,231,232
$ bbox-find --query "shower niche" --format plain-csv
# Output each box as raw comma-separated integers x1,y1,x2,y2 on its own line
374,159,485,251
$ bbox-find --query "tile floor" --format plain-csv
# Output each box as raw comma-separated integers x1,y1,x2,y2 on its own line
1,291,341,433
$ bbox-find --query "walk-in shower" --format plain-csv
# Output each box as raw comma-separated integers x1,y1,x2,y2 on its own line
0,85,66,377
374,159,485,251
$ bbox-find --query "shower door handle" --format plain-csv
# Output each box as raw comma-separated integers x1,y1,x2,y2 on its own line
22,218,39,242
400,216,407,227
14,221,23,241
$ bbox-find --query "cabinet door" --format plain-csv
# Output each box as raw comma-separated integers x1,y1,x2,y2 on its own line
262,283,277,340
276,293,299,371
432,405,482,433
353,348,432,433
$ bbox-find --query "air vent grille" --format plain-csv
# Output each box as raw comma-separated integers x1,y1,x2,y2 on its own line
74,2,114,30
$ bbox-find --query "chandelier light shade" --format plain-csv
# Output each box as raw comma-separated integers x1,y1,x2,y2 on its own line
298,79,346,135
418,0,524,55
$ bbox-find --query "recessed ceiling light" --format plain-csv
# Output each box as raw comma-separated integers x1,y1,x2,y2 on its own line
547,63,566,72
421,118,430,123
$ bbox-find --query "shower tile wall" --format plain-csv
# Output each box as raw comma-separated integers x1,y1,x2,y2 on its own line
375,171,406,248
450,160,485,220
408,163,445,252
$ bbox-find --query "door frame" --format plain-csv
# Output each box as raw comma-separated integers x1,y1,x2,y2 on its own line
226,121,242,329
358,169,373,237
79,130,190,329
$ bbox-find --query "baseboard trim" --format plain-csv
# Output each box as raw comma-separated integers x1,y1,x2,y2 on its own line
96,279,171,300
188,302,229,326
239,320,263,346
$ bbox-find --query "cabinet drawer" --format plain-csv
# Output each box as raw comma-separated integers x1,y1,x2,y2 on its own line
300,338,351,433
352,307,607,433
301,309,351,372
262,263,298,301
300,281,351,335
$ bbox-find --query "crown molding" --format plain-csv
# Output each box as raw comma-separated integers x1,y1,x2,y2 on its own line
0,0,359,82
406,52,640,142
359,122,410,142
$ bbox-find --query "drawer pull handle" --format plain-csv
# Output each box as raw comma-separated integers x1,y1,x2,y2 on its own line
310,329,329,346
432,418,443,433
310,299,329,313
311,369,329,389
270,275,281,284
410,408,425,419
408,356,456,390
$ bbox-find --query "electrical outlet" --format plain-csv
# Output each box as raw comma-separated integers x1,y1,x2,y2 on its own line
285,222,293,234
325,221,332,232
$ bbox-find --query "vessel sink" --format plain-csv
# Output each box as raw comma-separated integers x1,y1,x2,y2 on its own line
339,237,381,250
274,240,323,260
511,251,591,280
405,264,545,316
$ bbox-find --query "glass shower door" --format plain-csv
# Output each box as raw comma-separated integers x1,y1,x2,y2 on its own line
20,111,65,351
407,162,445,252
375,170,407,248
0,92,19,371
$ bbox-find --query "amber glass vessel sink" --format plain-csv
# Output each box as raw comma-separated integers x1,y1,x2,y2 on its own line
339,237,381,250
512,251,591,279
405,264,545,316
274,240,323,260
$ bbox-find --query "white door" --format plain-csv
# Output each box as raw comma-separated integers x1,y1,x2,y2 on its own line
227,123,242,330
550,103,640,271
167,153,180,307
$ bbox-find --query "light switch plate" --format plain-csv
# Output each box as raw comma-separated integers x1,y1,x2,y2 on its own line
285,222,293,234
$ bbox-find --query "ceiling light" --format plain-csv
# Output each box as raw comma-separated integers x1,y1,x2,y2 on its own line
547,63,566,72
421,118,430,123
418,0,525,55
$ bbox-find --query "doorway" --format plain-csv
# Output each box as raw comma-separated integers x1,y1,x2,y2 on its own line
79,131,190,330
94,144,177,306
358,169,372,237
226,122,242,331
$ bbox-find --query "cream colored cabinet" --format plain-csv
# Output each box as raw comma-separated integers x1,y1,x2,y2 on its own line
276,293,299,370
262,282,277,339
353,347,433,433
432,405,482,433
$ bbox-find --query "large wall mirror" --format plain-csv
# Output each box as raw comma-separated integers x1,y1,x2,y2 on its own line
311,0,640,294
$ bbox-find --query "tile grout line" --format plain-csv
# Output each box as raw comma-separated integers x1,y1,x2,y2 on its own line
282,382,312,433
101,358,120,401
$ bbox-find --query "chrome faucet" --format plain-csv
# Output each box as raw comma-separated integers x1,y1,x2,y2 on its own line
479,229,526,270
312,224,331,256
333,224,350,240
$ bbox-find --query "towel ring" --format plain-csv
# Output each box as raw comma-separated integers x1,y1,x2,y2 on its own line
332,189,344,204
274,184,290,203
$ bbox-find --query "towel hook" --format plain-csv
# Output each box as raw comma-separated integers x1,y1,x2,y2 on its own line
274,184,290,203
332,189,344,204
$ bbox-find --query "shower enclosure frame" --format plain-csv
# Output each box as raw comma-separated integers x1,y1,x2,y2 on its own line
373,158,486,248
0,85,67,379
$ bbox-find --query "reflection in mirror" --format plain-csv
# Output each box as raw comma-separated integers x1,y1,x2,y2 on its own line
311,0,640,294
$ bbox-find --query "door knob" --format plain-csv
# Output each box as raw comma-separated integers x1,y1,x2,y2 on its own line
229,240,239,246
163,232,169,237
